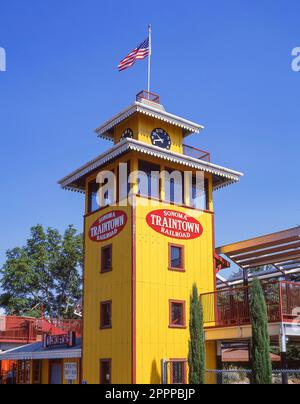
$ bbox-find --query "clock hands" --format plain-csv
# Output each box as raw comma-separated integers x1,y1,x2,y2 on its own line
152,133,164,144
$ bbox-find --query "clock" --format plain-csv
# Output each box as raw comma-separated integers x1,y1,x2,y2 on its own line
151,128,171,150
120,128,134,141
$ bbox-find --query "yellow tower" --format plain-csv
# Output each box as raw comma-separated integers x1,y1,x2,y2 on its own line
59,91,243,384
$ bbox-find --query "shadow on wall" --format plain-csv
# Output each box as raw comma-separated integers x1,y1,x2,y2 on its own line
150,359,160,384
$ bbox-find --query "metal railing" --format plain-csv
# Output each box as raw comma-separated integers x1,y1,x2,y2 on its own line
183,145,211,162
0,316,82,342
136,90,160,104
206,369,300,385
201,281,300,328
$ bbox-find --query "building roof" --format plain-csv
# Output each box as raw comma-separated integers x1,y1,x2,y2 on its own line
216,226,300,287
95,97,204,141
58,138,243,193
0,338,82,361
222,349,280,363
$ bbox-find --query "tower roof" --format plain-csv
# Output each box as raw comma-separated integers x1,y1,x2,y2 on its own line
58,138,243,193
95,91,204,141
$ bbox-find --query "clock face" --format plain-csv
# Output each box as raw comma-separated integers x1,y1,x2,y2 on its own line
151,128,171,150
120,128,134,141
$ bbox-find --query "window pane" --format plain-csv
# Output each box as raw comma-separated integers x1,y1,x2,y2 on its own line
191,177,209,210
138,161,160,199
89,181,99,213
171,303,184,326
25,361,31,384
102,246,112,272
164,169,184,205
101,302,112,328
33,361,41,384
100,361,111,384
171,246,182,269
172,362,185,384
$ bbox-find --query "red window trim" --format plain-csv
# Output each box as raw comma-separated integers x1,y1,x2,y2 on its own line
168,243,185,272
101,244,113,273
170,359,187,384
169,300,186,328
100,301,112,329
100,359,112,384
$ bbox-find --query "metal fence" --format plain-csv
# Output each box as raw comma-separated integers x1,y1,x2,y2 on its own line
206,369,300,385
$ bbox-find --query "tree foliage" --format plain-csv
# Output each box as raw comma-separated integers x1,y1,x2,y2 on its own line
188,283,206,384
250,278,273,384
0,225,83,318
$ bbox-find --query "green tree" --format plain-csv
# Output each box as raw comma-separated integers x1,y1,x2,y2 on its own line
188,283,206,384
250,278,273,384
0,224,83,318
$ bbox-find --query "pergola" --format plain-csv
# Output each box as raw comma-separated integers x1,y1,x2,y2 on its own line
216,226,300,287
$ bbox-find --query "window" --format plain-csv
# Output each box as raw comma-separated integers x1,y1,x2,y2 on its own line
18,360,31,384
100,301,112,329
100,359,111,384
138,160,160,199
165,169,184,205
169,300,186,328
118,161,131,201
170,360,187,384
169,244,185,272
101,245,112,273
191,176,210,211
87,171,116,213
32,360,41,384
18,361,25,384
88,180,99,213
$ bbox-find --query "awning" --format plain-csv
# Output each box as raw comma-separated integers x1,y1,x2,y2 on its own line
0,339,82,361
216,226,300,286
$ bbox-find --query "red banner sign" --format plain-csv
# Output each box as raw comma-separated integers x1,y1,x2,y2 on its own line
89,210,127,242
146,209,203,240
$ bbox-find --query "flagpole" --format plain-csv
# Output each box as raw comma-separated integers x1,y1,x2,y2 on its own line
148,24,152,94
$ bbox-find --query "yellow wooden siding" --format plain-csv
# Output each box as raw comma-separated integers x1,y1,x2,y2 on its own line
82,205,133,384
112,113,183,154
135,199,215,384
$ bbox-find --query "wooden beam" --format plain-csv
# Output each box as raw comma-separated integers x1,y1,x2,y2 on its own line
217,227,300,256
228,241,300,262
239,252,300,268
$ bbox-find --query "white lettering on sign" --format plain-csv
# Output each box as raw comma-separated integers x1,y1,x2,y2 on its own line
89,210,128,242
146,209,203,240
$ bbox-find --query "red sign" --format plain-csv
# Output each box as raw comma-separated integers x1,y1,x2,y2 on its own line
89,210,127,242
146,209,203,240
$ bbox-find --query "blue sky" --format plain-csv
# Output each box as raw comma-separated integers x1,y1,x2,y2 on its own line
0,0,299,268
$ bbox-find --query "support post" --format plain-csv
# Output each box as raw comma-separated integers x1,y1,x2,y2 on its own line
243,268,249,287
216,341,223,385
280,326,289,385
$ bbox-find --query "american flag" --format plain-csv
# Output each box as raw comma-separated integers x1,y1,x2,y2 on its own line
118,38,150,72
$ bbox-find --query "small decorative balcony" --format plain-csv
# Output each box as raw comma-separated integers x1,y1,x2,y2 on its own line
201,281,300,328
